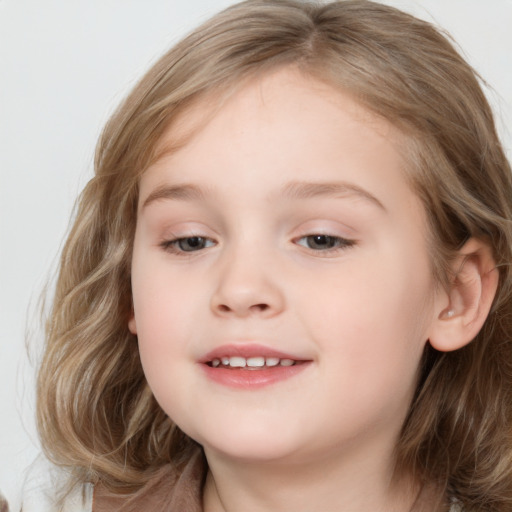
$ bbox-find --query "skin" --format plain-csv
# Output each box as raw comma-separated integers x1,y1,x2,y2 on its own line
129,68,448,511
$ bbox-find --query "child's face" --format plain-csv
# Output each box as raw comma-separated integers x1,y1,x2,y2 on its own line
130,68,440,467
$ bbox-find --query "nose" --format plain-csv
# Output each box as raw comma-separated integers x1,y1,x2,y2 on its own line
210,246,286,319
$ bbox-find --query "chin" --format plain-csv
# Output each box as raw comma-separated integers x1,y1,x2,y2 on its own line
189,422,307,463
205,441,302,464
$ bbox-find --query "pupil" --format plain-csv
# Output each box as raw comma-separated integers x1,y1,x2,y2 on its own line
187,237,201,247
180,237,204,251
311,235,333,248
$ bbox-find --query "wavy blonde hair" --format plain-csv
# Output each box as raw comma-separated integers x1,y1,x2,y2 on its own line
37,1,512,510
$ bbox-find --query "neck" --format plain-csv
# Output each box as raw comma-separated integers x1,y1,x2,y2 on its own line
202,442,421,512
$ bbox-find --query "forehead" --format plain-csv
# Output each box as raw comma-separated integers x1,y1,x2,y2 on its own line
150,66,406,168
140,68,416,214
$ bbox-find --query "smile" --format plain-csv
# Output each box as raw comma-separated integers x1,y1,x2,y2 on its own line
200,344,312,389
208,356,298,369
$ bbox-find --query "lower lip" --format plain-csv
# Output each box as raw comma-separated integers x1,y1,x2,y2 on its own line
200,363,311,389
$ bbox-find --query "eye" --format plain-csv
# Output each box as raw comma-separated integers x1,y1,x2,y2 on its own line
295,234,354,251
162,236,216,253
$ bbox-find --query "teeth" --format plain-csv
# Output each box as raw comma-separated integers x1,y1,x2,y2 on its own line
247,357,265,367
210,356,297,368
229,356,246,367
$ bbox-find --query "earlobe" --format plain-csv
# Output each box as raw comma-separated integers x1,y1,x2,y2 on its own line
128,313,137,335
429,238,499,352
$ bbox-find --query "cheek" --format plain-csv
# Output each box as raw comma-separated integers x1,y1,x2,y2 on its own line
131,246,203,333
300,247,434,373
316,283,431,431
130,258,203,386
133,286,200,422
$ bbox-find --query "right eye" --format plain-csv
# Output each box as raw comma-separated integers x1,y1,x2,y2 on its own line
161,236,216,253
294,234,355,253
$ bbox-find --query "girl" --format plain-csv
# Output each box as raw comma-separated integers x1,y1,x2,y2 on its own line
30,0,512,510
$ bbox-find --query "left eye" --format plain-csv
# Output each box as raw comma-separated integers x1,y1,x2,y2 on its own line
163,236,215,253
296,234,353,251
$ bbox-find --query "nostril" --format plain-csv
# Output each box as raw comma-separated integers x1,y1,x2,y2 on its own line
251,303,270,312
214,302,274,319
217,303,269,313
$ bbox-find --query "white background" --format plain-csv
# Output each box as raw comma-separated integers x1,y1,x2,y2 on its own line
1,0,511,508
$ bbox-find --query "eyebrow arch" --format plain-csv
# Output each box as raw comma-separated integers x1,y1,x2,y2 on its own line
141,180,386,211
280,181,386,211
142,184,208,209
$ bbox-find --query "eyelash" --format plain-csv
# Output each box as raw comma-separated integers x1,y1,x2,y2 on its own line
160,234,356,255
160,236,215,254
294,234,355,253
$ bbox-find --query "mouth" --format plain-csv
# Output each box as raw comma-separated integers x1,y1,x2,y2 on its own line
199,344,312,389
207,356,304,369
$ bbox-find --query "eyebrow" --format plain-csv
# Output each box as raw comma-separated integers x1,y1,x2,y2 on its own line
142,184,208,209
279,181,386,210
141,180,385,211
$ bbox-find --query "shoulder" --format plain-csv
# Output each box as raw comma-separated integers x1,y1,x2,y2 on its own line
20,456,93,512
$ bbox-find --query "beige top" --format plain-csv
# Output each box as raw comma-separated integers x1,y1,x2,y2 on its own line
20,450,205,512
21,454,463,511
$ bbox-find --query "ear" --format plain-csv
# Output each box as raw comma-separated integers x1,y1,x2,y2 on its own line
429,238,499,352
128,310,137,335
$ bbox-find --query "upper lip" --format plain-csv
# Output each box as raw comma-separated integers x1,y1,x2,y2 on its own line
199,343,309,363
